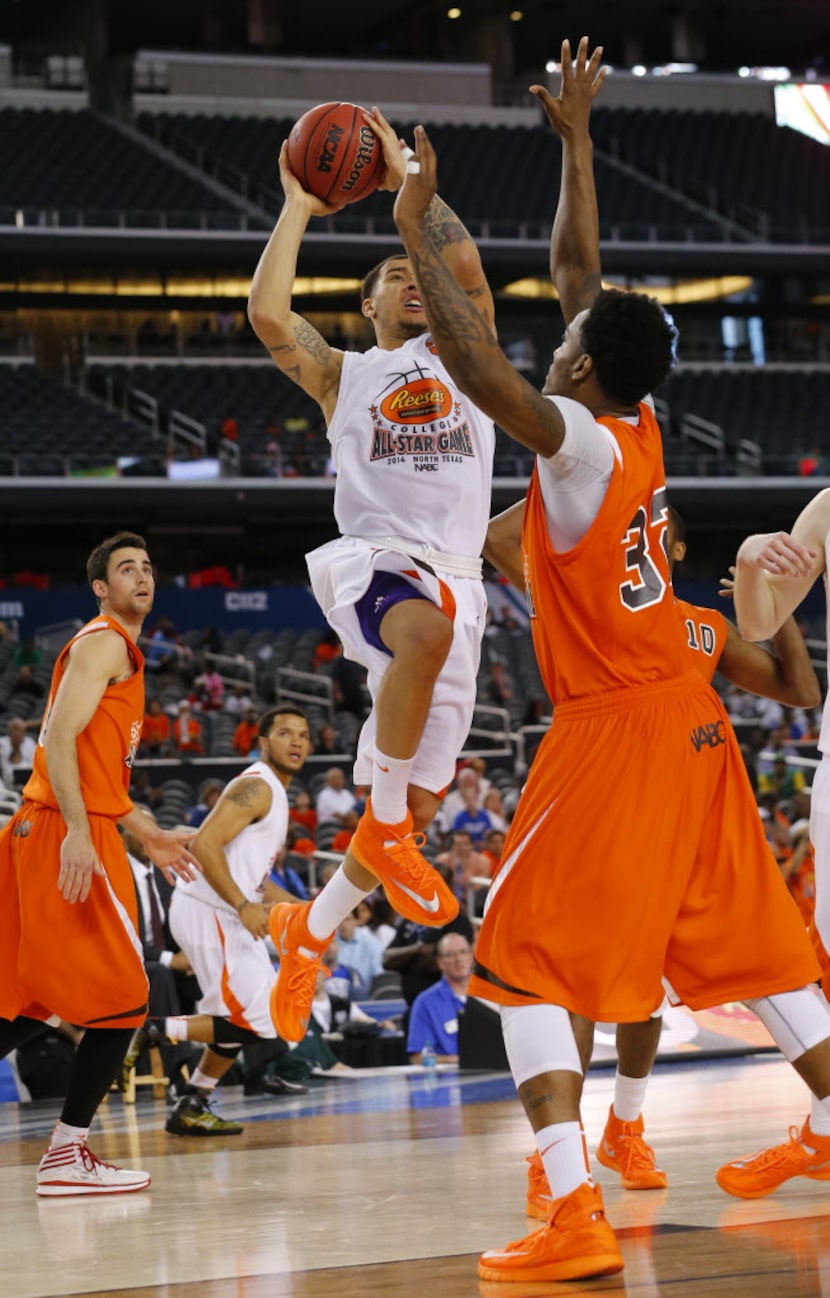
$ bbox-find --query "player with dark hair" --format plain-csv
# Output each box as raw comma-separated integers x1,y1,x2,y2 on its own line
0,532,198,1195
489,500,820,1204
248,108,496,1044
393,36,830,1283
155,707,314,1135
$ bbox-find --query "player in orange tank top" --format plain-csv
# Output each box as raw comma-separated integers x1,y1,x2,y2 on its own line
394,38,830,1280
0,531,199,1198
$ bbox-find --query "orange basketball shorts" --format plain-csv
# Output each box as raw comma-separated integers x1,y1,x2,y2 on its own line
0,802,148,1029
469,672,819,1022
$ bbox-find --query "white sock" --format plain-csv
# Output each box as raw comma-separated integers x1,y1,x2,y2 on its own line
809,1092,830,1137
190,1067,219,1092
536,1121,593,1199
307,866,370,942
51,1120,89,1149
370,749,414,826
165,1016,190,1042
613,1071,649,1123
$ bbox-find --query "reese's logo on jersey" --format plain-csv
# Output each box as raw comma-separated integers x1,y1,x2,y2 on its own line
380,378,453,424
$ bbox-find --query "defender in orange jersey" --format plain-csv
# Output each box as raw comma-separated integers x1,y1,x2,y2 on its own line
393,35,830,1282
0,531,198,1197
488,500,821,1204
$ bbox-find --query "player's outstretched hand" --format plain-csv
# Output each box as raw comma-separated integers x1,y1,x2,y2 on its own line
363,106,406,191
393,124,438,231
718,565,736,599
530,36,606,139
278,141,344,217
145,827,202,884
738,531,818,578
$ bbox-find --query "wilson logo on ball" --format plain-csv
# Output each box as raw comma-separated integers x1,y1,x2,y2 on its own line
287,101,385,206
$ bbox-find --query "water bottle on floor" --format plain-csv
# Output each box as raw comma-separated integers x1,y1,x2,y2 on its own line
421,1041,437,1074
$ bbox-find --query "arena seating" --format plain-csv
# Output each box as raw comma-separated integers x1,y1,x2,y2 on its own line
0,108,245,227
136,112,726,240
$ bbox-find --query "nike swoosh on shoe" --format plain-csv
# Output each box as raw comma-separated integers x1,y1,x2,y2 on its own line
396,882,441,913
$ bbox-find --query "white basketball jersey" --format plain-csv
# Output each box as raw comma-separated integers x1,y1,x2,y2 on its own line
328,333,495,556
178,761,289,912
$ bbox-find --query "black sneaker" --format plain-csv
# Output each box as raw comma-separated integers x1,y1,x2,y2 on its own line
165,1091,244,1137
117,1023,166,1093
243,1075,309,1097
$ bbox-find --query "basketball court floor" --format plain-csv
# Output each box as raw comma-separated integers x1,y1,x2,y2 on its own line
2,1053,829,1297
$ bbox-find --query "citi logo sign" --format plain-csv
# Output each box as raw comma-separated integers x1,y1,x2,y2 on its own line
690,720,726,751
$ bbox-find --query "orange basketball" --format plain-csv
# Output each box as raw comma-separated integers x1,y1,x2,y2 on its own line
286,102,385,207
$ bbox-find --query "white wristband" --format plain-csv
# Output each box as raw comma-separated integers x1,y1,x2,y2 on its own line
400,145,415,162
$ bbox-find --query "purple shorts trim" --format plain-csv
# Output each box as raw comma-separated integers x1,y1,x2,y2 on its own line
354,571,428,656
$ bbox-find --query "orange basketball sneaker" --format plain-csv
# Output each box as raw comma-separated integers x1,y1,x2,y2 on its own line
716,1119,830,1198
479,1182,624,1283
595,1107,668,1190
268,901,332,1042
349,797,459,925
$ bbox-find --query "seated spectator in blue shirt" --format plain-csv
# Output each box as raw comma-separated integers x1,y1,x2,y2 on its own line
451,784,493,845
406,933,474,1063
268,845,309,901
185,779,223,830
335,910,384,995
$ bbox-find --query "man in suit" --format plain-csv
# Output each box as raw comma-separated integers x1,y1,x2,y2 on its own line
121,814,200,1093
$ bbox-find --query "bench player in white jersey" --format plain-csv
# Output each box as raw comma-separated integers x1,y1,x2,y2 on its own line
247,107,496,1041
727,491,830,1195
488,498,821,1203
150,707,312,1135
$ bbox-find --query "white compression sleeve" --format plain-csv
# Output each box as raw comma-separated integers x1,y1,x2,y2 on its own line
500,1003,583,1086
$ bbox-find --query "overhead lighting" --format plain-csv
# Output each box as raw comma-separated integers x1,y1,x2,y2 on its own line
631,65,647,77
447,6,462,17
545,59,558,73
509,9,523,19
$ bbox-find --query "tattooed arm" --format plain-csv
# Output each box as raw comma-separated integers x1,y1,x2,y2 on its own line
364,107,495,329
394,128,567,459
530,37,606,324
189,777,275,937
247,142,345,424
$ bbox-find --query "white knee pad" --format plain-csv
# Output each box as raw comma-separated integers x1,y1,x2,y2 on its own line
745,986,830,1063
500,1003,583,1086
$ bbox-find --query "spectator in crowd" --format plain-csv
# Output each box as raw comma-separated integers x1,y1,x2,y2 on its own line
482,787,509,832
141,698,173,757
172,703,204,759
758,752,807,800
312,629,342,673
437,765,483,835
129,768,165,812
14,664,44,699
0,717,36,788
437,829,491,908
145,615,182,672
315,767,358,825
315,722,339,757
192,668,225,714
224,683,255,717
383,906,476,1026
232,707,259,758
289,788,317,839
356,895,397,949
481,828,506,878
330,809,359,854
268,844,309,900
284,821,316,859
452,784,493,845
185,780,224,830
332,654,367,718
335,909,384,995
407,933,474,1063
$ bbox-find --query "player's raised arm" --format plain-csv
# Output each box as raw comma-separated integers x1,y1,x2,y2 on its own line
733,489,829,641
531,37,606,324
364,107,495,330
247,143,345,423
394,127,567,458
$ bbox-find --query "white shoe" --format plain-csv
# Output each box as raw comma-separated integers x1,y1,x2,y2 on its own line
36,1140,151,1197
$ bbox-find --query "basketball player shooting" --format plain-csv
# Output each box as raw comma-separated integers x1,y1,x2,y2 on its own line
247,105,496,1043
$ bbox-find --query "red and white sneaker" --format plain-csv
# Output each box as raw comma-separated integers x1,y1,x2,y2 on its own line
36,1140,151,1197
